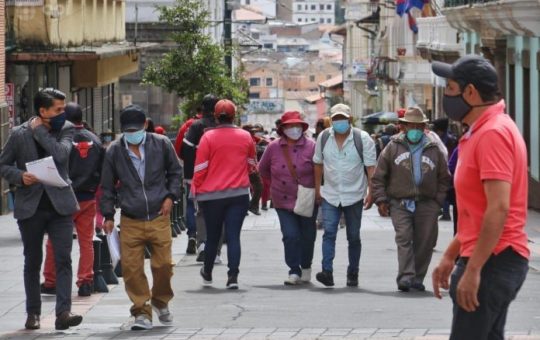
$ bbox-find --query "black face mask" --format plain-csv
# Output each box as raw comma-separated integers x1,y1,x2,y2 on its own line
442,93,472,122
442,92,496,122
49,112,67,132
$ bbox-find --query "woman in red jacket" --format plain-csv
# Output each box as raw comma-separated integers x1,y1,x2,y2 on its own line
191,99,257,289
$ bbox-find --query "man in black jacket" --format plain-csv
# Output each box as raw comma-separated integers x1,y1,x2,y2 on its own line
42,103,104,297
101,105,181,330
181,94,219,262
0,89,83,330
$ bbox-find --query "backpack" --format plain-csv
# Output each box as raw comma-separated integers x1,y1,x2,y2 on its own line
175,116,200,159
320,127,364,164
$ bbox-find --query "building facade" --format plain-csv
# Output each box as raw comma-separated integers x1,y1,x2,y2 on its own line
292,0,335,24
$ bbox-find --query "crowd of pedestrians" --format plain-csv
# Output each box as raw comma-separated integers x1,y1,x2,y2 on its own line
0,55,531,339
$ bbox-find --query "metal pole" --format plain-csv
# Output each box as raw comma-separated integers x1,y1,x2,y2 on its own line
224,0,233,77
134,4,139,46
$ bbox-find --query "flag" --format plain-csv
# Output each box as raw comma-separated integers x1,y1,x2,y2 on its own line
396,0,408,16
408,12,418,34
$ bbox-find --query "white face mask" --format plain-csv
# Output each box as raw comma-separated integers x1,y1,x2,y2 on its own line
283,127,303,140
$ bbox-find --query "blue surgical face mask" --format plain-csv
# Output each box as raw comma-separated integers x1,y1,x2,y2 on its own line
332,120,350,134
49,112,66,132
406,129,424,144
124,129,146,145
283,126,303,140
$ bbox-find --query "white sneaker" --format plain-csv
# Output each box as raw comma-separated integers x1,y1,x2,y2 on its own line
152,304,173,326
131,314,152,331
301,268,312,283
284,274,301,285
214,255,222,264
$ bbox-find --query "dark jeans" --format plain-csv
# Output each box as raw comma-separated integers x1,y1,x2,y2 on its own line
276,207,318,276
449,247,528,340
321,199,363,274
200,194,249,276
249,173,263,210
184,183,197,238
18,209,74,316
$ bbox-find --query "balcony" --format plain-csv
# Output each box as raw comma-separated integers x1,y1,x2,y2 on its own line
416,16,462,62
441,0,540,37
6,0,125,49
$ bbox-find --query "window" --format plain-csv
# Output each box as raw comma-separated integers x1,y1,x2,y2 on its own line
249,78,261,86
246,0,250,4
326,18,332,23
266,78,273,86
310,75,315,82
326,75,332,79
327,4,332,10
305,5,308,10
298,18,302,22
311,5,316,10
297,4,302,10
263,43,273,49
320,4,324,10
311,18,316,22
320,18,324,23
249,92,260,99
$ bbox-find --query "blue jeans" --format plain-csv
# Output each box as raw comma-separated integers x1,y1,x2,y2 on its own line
449,247,528,340
200,195,249,276
184,183,196,238
321,199,363,274
276,208,318,276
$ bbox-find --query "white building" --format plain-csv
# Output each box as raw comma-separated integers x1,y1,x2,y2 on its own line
292,0,335,25
239,0,277,18
125,0,223,44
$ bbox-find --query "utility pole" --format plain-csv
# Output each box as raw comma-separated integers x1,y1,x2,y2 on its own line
134,3,139,46
224,0,233,78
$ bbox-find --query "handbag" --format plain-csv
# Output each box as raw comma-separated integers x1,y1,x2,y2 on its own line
281,145,315,217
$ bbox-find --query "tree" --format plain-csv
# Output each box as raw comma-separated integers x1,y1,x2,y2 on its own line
143,0,248,121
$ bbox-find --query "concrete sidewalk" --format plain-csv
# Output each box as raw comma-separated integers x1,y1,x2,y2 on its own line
0,208,539,339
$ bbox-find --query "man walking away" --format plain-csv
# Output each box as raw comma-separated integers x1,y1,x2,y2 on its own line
101,105,182,330
42,102,104,297
0,89,83,330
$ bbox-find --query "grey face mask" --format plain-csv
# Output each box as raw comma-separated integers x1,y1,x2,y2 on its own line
442,93,472,122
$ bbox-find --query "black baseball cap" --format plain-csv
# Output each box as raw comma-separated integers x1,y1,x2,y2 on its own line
432,55,499,94
120,105,146,132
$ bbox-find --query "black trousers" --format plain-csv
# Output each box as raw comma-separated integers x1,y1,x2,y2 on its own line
18,209,74,316
449,247,528,340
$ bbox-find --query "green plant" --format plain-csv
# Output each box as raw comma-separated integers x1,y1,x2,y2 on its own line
142,0,248,116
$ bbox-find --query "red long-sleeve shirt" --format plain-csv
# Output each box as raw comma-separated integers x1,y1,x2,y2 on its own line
191,125,257,201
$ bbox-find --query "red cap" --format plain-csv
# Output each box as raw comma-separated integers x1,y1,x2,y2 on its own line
154,126,166,135
280,111,308,131
214,99,236,119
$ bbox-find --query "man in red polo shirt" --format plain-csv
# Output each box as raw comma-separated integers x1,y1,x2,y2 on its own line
431,55,529,340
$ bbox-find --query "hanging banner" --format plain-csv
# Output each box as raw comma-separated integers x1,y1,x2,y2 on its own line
5,83,16,129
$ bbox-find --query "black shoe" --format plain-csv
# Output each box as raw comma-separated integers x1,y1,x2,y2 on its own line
55,311,83,330
78,283,93,297
25,314,40,330
398,280,411,292
249,207,261,216
261,204,268,211
315,270,334,287
411,282,426,291
186,238,197,255
439,214,451,221
226,275,238,289
40,283,56,295
346,273,358,287
200,267,212,285
196,250,206,262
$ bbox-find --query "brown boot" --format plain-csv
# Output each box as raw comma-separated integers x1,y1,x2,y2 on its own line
25,314,40,330
55,311,82,330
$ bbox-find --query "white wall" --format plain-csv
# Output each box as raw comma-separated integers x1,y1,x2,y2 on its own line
240,0,277,18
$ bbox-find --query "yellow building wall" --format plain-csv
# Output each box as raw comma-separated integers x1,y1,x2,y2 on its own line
8,0,125,47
